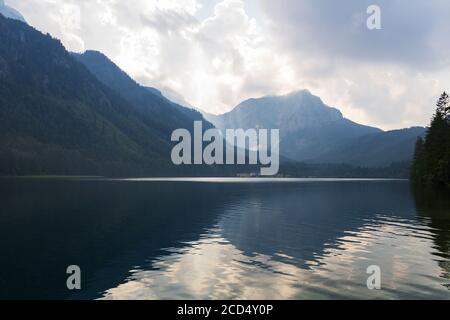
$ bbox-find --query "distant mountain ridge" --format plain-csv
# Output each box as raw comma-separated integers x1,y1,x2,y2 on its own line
206,90,381,161
72,50,209,136
205,90,425,167
158,86,197,111
0,0,26,23
312,127,427,167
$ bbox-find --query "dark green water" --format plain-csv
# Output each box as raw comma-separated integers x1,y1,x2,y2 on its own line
0,178,449,300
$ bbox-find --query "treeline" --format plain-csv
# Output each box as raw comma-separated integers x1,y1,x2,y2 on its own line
282,161,410,179
411,92,450,187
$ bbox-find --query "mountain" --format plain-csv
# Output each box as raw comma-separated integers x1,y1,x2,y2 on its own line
0,14,425,177
0,0,26,23
72,50,207,136
0,15,205,176
205,90,382,162
311,127,427,167
158,86,197,111
206,90,426,168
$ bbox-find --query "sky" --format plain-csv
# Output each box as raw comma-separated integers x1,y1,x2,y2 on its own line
5,0,450,130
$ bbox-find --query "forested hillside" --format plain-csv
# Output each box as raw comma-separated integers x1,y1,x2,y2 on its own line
0,15,191,176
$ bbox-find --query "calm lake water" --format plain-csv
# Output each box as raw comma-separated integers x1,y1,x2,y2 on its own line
0,178,449,300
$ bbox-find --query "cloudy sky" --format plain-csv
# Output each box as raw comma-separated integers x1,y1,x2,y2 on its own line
5,0,450,130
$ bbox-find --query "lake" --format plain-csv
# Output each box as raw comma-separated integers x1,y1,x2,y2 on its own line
0,178,449,300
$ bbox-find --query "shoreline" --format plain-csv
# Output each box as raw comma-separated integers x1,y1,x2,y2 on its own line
0,176,410,182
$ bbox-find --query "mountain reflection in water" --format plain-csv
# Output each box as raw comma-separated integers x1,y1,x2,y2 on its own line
0,178,448,299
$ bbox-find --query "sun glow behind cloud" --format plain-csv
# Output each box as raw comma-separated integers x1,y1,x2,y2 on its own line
6,0,450,130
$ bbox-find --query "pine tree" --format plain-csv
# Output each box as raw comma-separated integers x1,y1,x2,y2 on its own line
436,91,449,119
412,92,450,187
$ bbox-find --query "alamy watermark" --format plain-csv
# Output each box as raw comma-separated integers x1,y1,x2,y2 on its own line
66,265,81,290
171,121,280,176
366,265,381,290
367,4,382,30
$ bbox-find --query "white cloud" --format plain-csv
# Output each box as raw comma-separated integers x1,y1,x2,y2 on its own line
6,0,450,129
257,0,450,129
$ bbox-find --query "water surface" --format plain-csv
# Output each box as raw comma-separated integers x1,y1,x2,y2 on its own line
0,178,449,299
